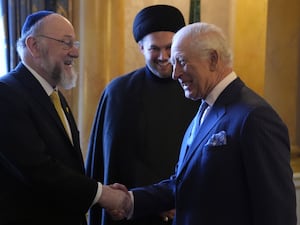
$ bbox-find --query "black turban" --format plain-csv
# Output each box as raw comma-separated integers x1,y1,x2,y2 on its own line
132,5,185,42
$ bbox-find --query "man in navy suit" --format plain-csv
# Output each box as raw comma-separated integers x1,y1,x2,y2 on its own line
111,22,297,225
0,11,129,225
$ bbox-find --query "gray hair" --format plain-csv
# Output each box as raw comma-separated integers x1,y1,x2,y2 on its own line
174,22,233,67
16,18,45,60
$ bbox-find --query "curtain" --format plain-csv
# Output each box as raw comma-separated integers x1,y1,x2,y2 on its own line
75,0,125,156
189,0,201,23
0,0,72,74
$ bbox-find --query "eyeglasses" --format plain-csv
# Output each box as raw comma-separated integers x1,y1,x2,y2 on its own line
37,34,80,50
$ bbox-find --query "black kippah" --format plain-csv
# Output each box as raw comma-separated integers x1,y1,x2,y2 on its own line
132,5,185,42
21,10,54,36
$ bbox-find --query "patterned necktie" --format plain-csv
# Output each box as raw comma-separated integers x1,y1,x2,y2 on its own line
50,91,70,137
187,100,209,146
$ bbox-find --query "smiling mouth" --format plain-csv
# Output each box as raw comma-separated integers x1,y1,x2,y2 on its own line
64,60,73,66
181,80,192,89
158,61,171,67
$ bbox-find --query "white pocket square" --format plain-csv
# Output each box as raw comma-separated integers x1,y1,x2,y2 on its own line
206,131,227,146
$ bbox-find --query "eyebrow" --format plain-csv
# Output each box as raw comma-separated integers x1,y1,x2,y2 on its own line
149,43,172,49
62,34,74,39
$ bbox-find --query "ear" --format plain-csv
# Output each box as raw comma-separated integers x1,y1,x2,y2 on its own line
209,50,218,71
138,41,144,53
25,36,41,57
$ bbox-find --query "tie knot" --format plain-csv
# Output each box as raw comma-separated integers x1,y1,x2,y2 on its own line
199,100,209,112
198,100,209,126
50,91,60,104
187,100,209,146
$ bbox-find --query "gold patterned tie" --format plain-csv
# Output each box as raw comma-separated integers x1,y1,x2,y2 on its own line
50,90,69,134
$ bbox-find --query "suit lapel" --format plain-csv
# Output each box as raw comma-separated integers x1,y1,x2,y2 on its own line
176,122,193,173
177,106,225,175
176,78,245,176
10,63,78,148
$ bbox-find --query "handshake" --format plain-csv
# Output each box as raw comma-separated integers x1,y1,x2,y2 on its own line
97,183,133,220
96,183,175,222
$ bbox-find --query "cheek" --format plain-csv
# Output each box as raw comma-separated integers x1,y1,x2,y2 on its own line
148,53,158,61
190,68,205,92
142,51,151,60
186,65,198,79
192,64,208,80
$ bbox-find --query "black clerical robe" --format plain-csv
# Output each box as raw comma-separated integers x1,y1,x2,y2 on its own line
86,66,199,225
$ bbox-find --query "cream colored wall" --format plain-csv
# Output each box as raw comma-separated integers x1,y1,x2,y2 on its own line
264,0,300,159
233,0,267,95
194,0,270,96
201,0,235,49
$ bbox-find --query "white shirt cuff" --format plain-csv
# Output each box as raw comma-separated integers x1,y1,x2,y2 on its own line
91,182,103,207
127,191,134,219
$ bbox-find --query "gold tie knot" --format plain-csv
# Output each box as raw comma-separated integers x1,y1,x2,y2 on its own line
50,91,60,105
50,91,68,131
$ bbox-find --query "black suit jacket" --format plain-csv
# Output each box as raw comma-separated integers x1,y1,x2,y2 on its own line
132,78,297,225
0,63,98,225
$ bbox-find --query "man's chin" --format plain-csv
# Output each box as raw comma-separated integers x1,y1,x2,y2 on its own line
58,82,75,90
58,73,77,90
185,91,197,100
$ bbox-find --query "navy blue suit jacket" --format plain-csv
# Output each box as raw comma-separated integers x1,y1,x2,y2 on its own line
132,78,297,225
0,63,98,225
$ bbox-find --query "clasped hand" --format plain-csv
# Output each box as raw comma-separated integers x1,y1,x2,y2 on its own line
98,183,132,220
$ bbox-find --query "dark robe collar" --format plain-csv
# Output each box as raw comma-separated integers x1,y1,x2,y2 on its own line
145,65,174,83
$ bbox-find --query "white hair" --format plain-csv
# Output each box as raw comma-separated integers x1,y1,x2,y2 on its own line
173,22,233,67
16,15,48,60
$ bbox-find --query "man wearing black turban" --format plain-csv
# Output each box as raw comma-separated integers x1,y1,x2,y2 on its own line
86,5,199,225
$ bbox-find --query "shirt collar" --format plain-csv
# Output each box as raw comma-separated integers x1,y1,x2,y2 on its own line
205,71,237,106
23,62,56,96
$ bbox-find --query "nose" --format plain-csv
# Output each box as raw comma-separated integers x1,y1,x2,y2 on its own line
172,62,182,80
69,46,79,58
158,49,170,60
